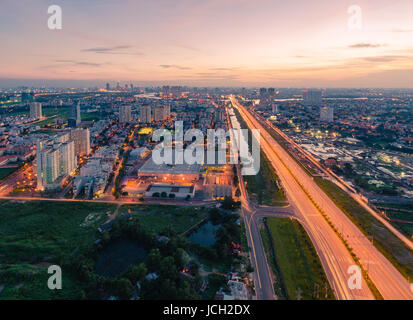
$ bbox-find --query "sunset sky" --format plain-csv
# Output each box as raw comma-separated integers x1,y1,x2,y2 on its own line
1,0,413,87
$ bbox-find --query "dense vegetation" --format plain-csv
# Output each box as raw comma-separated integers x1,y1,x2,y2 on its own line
261,217,334,300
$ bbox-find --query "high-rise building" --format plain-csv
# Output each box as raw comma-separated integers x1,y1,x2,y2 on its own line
37,146,59,191
272,104,279,114
320,106,334,122
59,141,77,176
153,105,166,122
259,88,272,109
30,102,42,120
68,101,81,128
106,83,110,91
70,128,91,156
164,104,170,118
139,105,151,123
36,138,77,190
119,105,132,123
303,89,323,106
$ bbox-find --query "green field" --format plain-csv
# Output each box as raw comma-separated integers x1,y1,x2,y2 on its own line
0,200,211,299
0,167,18,180
118,204,209,234
244,151,287,206
372,204,413,238
261,217,334,300
0,200,117,299
0,201,116,264
315,177,413,280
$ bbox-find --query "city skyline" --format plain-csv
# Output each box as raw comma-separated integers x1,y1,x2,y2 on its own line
1,0,413,88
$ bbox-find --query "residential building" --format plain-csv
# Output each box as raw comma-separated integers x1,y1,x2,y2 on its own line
30,102,42,120
119,105,132,123
139,105,151,123
70,128,91,156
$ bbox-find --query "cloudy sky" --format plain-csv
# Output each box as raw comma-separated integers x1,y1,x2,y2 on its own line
1,0,413,87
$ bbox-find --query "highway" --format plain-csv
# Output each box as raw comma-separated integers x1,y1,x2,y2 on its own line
230,96,413,300
260,113,413,251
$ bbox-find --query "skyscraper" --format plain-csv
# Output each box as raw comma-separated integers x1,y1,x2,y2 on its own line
139,105,151,123
119,105,132,123
164,104,171,118
36,138,77,190
30,102,42,120
68,101,81,128
320,106,334,122
259,88,271,109
59,141,77,176
106,83,110,91
303,89,323,106
153,105,166,122
70,128,91,156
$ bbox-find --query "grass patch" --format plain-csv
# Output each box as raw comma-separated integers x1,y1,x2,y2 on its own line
118,204,209,234
0,200,117,299
0,167,18,180
244,151,287,206
315,177,413,280
262,217,335,300
0,200,116,264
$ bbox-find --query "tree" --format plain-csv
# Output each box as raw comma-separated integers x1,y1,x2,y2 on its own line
161,191,167,198
246,263,254,273
147,248,162,271
221,196,240,210
124,263,148,284
114,278,133,300
209,208,221,224
160,256,176,278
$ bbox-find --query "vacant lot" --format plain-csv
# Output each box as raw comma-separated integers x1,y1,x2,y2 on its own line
262,217,334,300
244,151,287,206
118,204,209,234
0,200,211,299
0,200,117,299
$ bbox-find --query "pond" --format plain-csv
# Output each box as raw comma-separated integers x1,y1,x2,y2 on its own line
94,239,148,278
187,221,220,247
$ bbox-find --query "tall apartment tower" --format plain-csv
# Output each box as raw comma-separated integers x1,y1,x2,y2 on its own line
320,106,334,122
139,105,152,123
70,128,91,156
30,102,42,120
68,101,81,128
303,89,323,106
153,105,166,122
259,88,270,109
36,138,77,191
37,147,59,191
119,105,132,123
164,105,171,118
59,141,77,176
